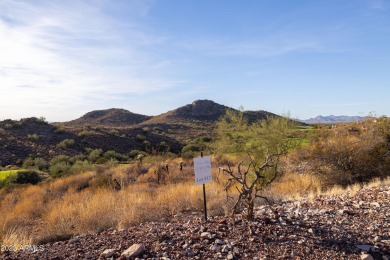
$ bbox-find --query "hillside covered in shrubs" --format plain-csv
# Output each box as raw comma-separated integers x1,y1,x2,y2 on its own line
0,103,389,258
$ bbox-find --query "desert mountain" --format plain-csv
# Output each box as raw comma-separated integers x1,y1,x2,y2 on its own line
302,115,366,124
61,108,151,127
140,100,276,125
0,100,282,166
137,100,278,142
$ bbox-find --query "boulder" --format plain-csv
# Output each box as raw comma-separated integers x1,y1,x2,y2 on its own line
100,248,115,258
121,243,145,258
360,254,374,260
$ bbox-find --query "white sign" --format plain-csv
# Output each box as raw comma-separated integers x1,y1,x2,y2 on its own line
194,156,212,185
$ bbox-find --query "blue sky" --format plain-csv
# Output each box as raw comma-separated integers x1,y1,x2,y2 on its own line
0,0,389,121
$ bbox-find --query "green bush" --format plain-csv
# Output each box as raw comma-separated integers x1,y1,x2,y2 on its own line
153,127,163,133
291,118,390,185
136,134,146,142
103,150,128,162
49,162,71,177
77,131,93,138
4,170,42,185
214,109,297,219
56,139,75,149
23,157,49,171
128,150,146,159
50,155,71,165
27,134,40,142
87,149,103,163
54,128,66,134
70,160,93,173
159,142,169,152
182,144,200,153
69,154,86,164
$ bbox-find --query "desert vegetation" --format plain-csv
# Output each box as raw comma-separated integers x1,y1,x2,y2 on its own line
0,104,389,252
0,158,231,246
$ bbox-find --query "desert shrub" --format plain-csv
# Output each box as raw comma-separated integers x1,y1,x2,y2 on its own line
69,154,86,164
87,149,103,163
158,141,169,153
108,129,118,136
153,126,163,133
4,124,13,129
50,155,71,165
199,136,212,143
96,157,109,164
70,160,93,173
182,144,200,153
83,124,91,131
56,139,75,149
181,137,213,157
49,162,71,177
49,162,71,178
22,157,49,171
143,140,151,152
290,119,390,185
4,170,42,185
214,109,298,219
103,150,128,162
77,130,93,138
128,149,144,159
136,134,146,142
27,134,39,142
54,128,66,134
88,173,113,189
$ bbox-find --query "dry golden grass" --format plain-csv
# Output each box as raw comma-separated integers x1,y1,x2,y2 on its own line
323,183,362,197
1,226,32,249
266,172,323,201
1,155,389,247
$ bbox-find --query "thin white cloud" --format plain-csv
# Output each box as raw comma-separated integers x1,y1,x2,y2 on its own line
0,0,177,119
175,32,324,58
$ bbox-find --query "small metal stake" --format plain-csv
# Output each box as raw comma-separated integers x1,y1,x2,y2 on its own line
201,152,208,221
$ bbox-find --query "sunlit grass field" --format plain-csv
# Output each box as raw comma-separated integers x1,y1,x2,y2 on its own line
0,170,19,181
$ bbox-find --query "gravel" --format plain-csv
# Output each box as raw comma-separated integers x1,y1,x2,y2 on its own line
1,186,390,259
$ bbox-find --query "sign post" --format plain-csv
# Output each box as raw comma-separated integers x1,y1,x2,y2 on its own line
194,153,212,221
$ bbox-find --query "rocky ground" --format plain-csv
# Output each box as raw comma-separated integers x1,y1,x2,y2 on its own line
1,185,390,260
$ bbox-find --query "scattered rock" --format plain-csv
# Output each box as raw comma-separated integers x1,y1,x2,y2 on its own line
100,248,115,258
361,253,374,260
121,243,145,258
215,239,224,245
3,186,390,260
357,245,372,252
200,232,212,239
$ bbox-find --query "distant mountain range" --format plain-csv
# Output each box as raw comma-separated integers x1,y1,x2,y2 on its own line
301,115,366,124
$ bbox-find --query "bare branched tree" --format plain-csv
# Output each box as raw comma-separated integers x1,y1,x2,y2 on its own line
215,109,297,220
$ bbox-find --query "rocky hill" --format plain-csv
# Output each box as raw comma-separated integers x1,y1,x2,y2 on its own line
0,100,284,166
0,117,181,166
137,100,278,142
57,108,152,127
2,185,389,259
